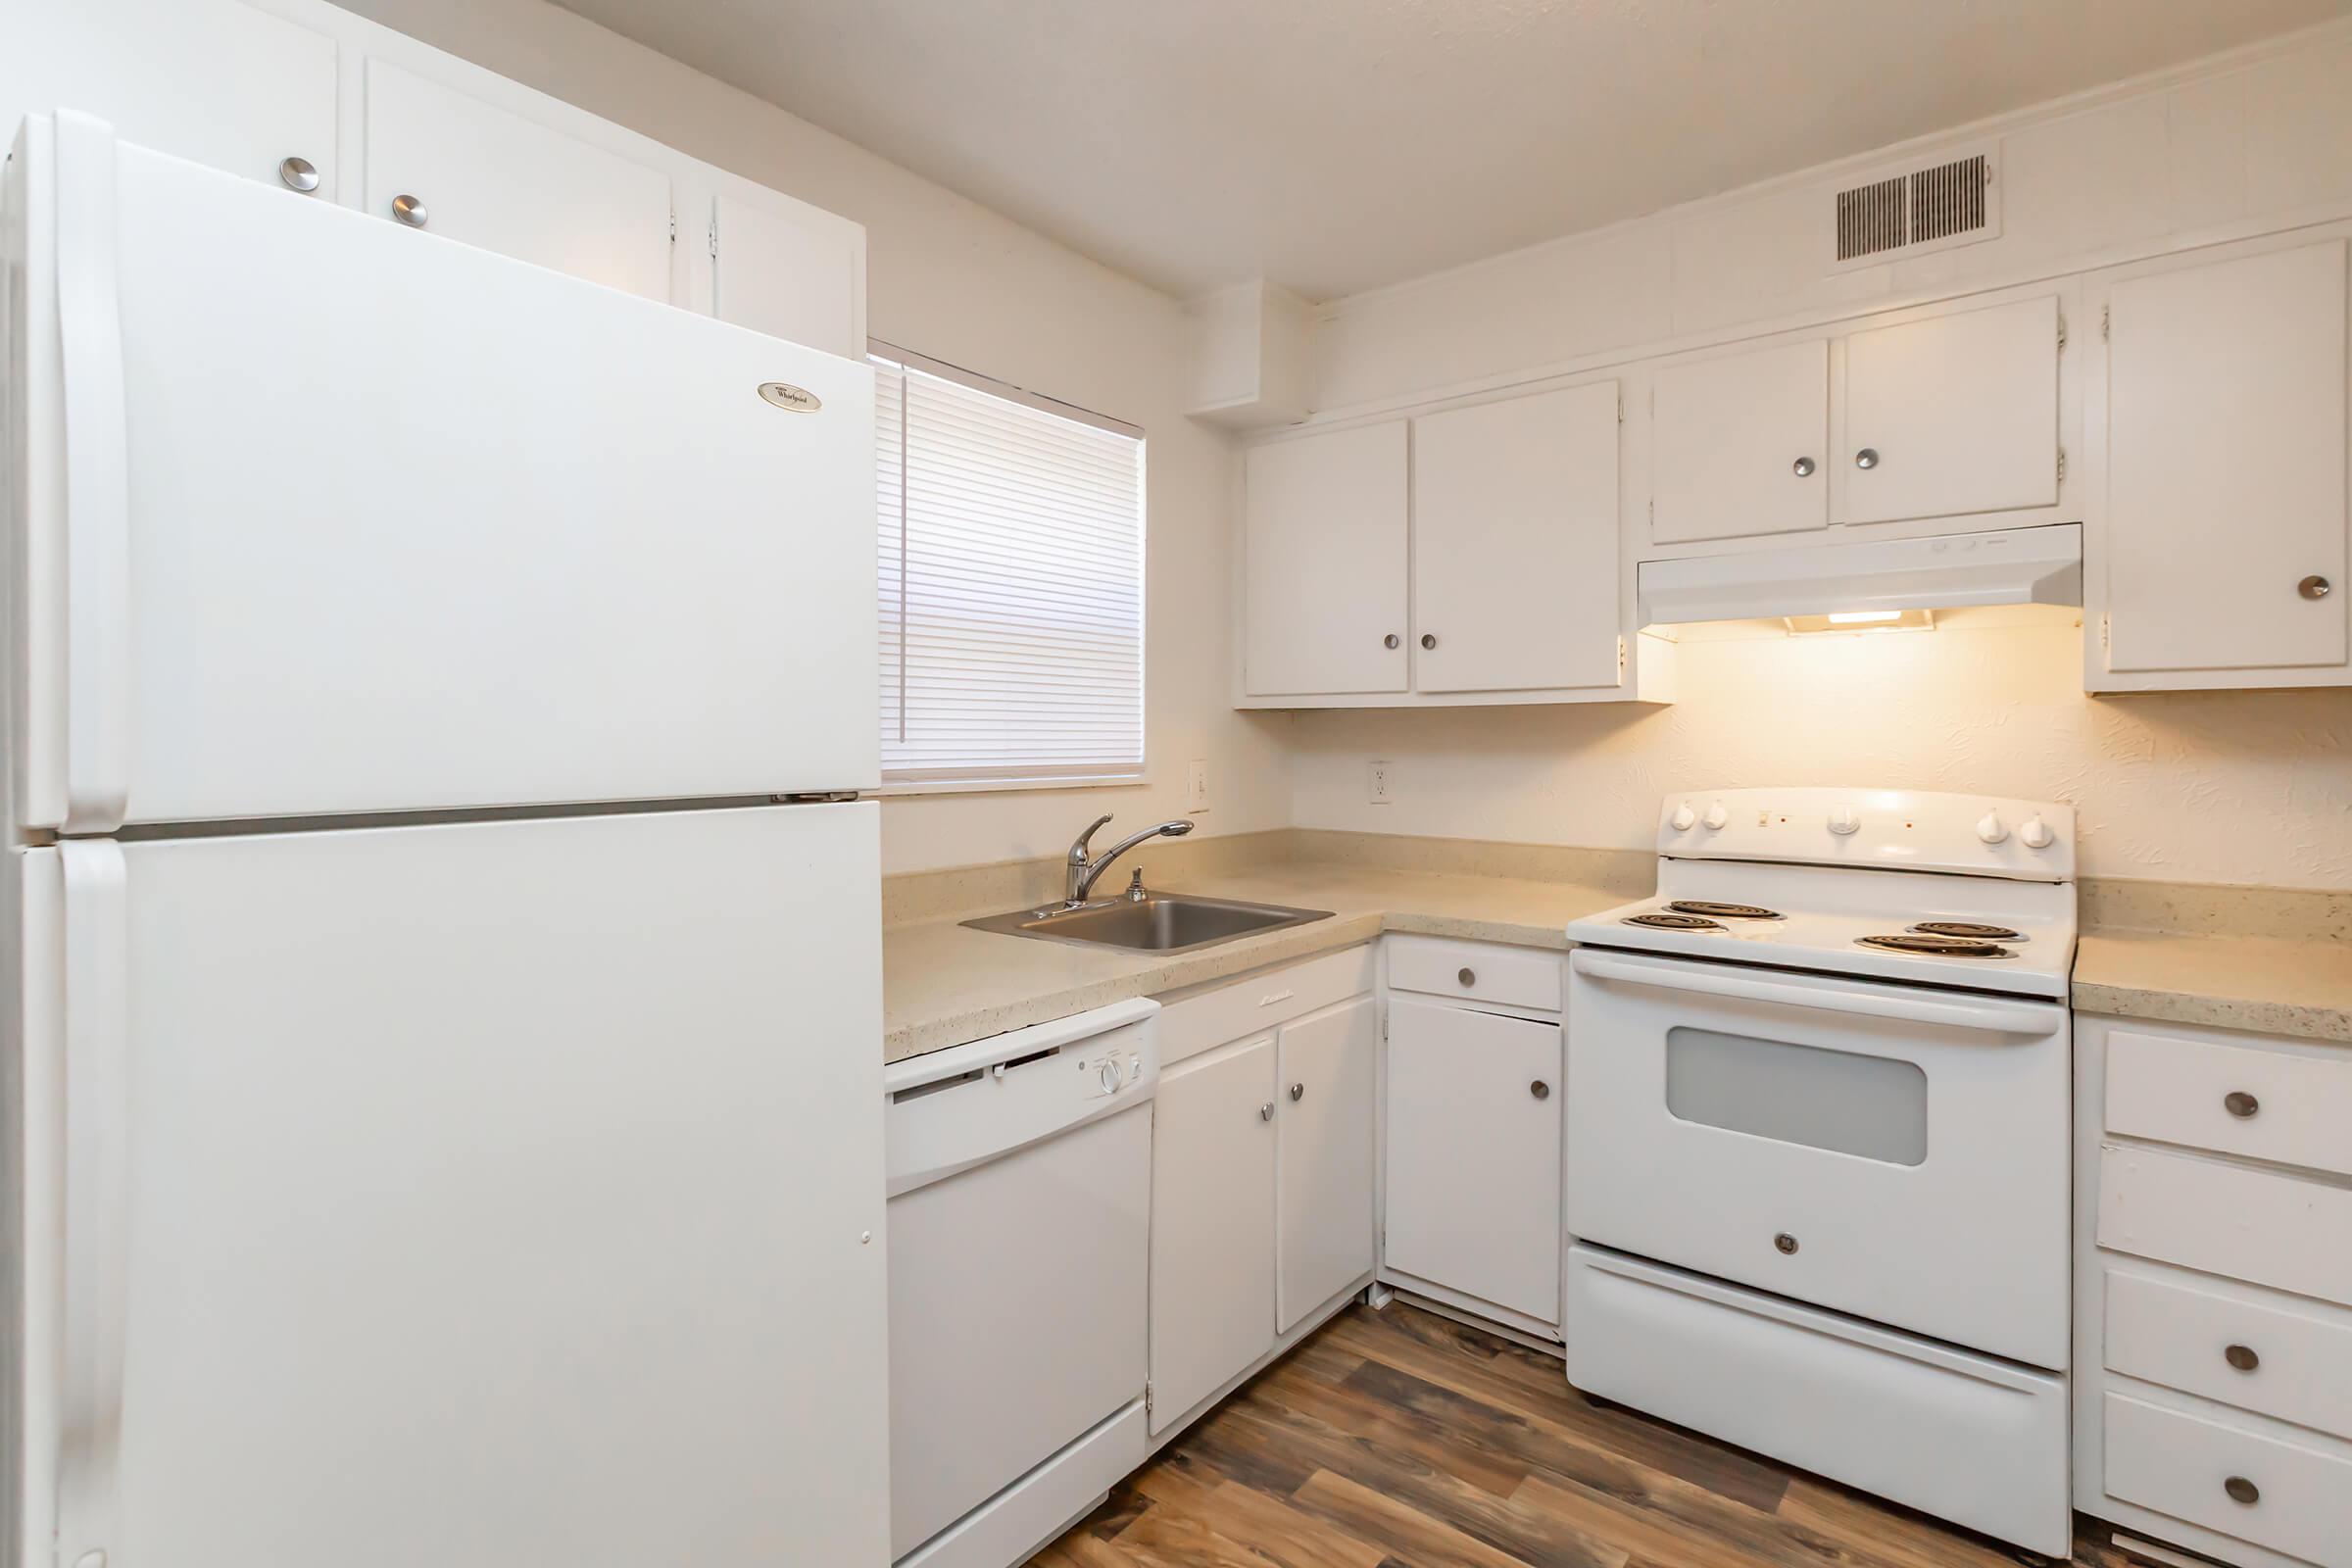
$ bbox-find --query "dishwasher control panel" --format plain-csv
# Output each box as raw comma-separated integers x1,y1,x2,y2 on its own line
1074,1043,1147,1100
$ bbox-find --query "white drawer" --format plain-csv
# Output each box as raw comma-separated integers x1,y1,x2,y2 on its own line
2107,1026,2352,1178
2104,1393,2352,1567
2098,1145,2352,1310
1156,944,1375,1066
1566,1245,2071,1557
2107,1265,2352,1441
1389,935,1562,1013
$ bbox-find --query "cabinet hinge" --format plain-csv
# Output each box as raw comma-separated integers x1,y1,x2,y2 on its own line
1144,1382,1153,1417
1647,498,1654,526
2057,446,2068,484
2101,304,2111,341
2056,315,2068,351
709,222,719,260
1617,635,1627,672
668,211,676,243
2099,612,2111,651
1616,392,1624,423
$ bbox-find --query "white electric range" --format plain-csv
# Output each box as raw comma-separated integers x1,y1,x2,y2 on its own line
1561,788,2079,1559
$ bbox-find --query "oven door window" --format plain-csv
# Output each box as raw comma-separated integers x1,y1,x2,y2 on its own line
1663,1026,1928,1166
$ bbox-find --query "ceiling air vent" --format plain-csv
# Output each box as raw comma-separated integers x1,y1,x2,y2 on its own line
1829,144,2000,271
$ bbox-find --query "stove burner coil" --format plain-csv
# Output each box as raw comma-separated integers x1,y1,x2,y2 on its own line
1666,901,1784,921
1623,911,1725,931
1857,933,2014,958
1908,920,2024,942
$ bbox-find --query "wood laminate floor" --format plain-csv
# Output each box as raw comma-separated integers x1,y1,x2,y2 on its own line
1031,1301,2128,1568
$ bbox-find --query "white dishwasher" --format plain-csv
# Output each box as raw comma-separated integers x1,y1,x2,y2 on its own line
884,997,1159,1568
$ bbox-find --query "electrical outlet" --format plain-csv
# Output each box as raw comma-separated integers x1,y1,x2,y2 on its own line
1186,760,1209,813
1367,760,1392,804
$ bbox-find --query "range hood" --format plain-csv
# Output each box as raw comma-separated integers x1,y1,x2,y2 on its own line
1638,523,2082,628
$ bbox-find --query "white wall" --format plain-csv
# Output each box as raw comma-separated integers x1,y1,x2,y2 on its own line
1291,618,2352,890
331,0,1291,874
1281,19,2352,893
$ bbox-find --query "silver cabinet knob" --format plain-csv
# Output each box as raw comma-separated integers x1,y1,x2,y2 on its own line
2225,1344,2260,1372
2302,574,2333,600
1457,967,1476,987
277,155,319,193
1420,633,1437,650
1529,1079,1549,1101
1854,448,1880,470
390,193,429,228
1384,633,1400,649
1791,457,1816,477
1258,1101,1274,1122
2225,1090,2259,1119
1289,1082,1304,1102
2225,1476,2259,1506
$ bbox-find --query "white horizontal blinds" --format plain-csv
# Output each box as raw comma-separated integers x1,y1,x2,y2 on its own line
872,348,1146,784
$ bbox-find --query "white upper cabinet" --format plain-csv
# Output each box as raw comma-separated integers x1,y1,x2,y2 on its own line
1652,340,1830,544
1839,294,2061,526
0,0,337,196
2088,235,2349,689
711,190,867,362
1411,382,1623,694
1243,421,1410,697
363,59,674,303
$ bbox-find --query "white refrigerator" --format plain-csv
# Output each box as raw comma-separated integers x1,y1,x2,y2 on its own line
3,112,890,1566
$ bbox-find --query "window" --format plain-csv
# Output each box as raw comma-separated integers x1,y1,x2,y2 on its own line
871,344,1146,789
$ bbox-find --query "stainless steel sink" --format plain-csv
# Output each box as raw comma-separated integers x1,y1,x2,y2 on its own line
962,893,1332,954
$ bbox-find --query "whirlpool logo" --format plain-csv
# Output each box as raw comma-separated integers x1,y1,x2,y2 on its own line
757,381,821,413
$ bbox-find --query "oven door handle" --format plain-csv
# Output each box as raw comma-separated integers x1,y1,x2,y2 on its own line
1572,952,2058,1038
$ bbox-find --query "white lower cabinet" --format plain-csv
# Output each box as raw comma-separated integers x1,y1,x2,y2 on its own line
1148,1034,1278,1435
2077,1013,2352,1568
1382,995,1563,1327
1276,997,1378,1332
1148,956,1381,1437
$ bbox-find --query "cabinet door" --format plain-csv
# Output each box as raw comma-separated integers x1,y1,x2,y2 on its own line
712,191,865,360
1840,295,2060,525
1276,997,1376,1332
2101,240,2348,676
1412,382,1622,694
1384,999,1562,1324
0,0,337,195
1652,340,1830,544
1149,1036,1277,1433
363,59,673,303
1244,422,1409,696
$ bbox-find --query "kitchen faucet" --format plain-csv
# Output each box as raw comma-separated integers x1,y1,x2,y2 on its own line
1065,814,1193,905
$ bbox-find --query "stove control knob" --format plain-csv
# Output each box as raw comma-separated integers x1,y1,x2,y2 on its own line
1700,801,1728,831
1977,811,2009,845
2020,814,2055,850
1670,801,1697,831
1827,805,1860,836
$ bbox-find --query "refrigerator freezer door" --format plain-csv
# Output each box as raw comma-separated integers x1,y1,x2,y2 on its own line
15,803,889,1567
11,115,877,832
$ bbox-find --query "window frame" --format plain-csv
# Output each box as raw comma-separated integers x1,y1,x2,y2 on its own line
868,340,1150,796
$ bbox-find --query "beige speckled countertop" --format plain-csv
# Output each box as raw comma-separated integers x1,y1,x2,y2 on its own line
882,861,1628,1062
2072,930,2352,1043
881,832,2352,1060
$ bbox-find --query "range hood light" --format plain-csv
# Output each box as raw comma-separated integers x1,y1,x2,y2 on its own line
1784,608,1936,635
1826,610,1904,625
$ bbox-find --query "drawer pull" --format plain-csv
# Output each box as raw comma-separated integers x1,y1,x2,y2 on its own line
1457,966,1477,987
2225,1343,2260,1372
1774,1232,1798,1254
1530,1079,1550,1101
2224,1475,2260,1506
2224,1090,2260,1119
1289,1082,1304,1102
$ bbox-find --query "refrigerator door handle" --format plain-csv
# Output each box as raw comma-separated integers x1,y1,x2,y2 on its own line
54,111,134,834
57,839,129,1567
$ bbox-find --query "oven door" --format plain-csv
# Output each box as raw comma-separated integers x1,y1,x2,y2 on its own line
1566,948,2069,1369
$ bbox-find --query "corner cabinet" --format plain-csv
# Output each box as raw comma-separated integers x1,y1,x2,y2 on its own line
1239,381,1663,709
2082,230,2351,692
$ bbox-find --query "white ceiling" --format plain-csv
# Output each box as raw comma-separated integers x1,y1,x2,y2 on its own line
550,0,2352,302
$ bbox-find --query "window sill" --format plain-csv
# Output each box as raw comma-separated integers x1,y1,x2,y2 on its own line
877,771,1150,799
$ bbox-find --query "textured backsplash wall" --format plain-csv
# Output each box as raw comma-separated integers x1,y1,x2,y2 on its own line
1286,617,2352,889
